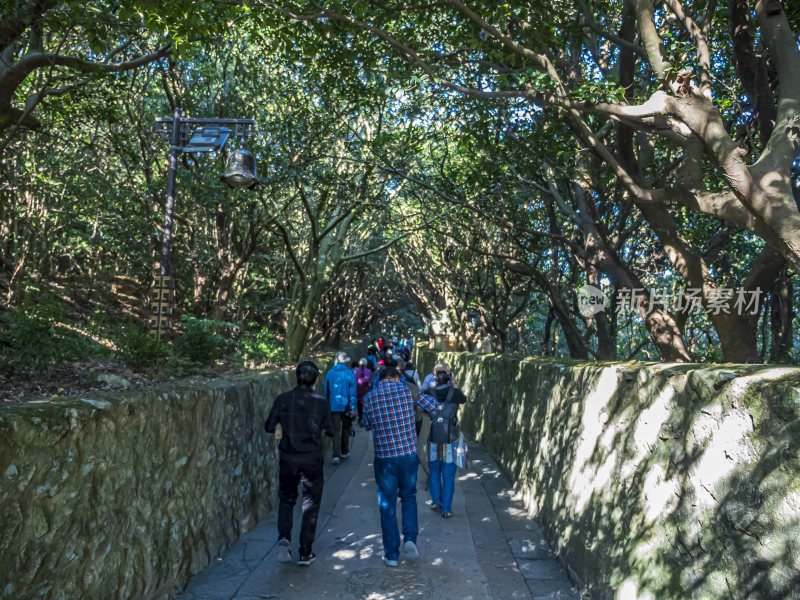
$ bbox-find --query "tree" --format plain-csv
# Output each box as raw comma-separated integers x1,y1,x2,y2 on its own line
1,1,796,368
265,0,800,276
0,0,212,138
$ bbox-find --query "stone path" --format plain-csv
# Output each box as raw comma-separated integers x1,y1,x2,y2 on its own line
175,428,580,600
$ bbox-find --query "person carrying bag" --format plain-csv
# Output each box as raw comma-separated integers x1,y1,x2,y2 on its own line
424,369,467,518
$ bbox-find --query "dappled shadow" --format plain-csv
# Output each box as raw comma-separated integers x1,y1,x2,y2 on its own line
419,348,800,599
185,421,493,600
240,492,489,600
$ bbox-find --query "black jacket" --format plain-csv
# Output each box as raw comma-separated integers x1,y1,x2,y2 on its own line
428,384,467,405
265,385,334,459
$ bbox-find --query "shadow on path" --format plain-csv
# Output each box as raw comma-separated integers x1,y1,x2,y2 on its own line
175,431,579,600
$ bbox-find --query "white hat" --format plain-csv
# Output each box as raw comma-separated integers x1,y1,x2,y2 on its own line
336,351,350,363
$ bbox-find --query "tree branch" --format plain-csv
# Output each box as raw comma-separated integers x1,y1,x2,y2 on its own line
729,0,776,140
632,0,671,80
664,0,712,97
751,0,800,176
573,0,647,58
340,225,429,264
444,0,564,92
297,182,320,244
757,0,800,122
8,43,172,77
272,218,306,279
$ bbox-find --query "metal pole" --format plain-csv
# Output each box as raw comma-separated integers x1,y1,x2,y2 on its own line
161,107,182,277
149,111,255,339
150,108,182,340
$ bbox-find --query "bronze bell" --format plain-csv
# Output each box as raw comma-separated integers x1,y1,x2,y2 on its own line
221,144,258,189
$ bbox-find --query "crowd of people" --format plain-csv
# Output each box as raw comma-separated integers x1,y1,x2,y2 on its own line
264,333,467,568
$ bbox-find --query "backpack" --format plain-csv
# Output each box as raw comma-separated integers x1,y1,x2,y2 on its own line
428,386,460,444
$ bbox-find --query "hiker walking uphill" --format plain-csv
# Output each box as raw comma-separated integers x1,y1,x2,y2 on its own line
264,361,333,566
324,351,357,464
425,368,467,519
353,358,372,425
362,367,438,567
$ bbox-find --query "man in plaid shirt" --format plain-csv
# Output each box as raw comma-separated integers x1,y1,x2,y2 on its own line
362,367,437,566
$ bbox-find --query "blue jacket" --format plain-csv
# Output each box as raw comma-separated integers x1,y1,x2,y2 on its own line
324,363,357,412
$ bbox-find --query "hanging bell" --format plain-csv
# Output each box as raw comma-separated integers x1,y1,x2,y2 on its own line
221,143,258,189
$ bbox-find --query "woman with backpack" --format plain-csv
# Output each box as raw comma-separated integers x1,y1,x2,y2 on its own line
425,368,467,518
353,358,372,425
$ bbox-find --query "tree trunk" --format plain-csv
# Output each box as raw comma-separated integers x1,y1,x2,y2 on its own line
542,306,554,356
587,267,615,359
770,268,795,363
213,269,236,322
636,201,765,363
188,226,207,317
493,329,506,354
715,315,761,363
427,321,436,348
286,277,326,363
507,261,590,359
569,183,692,362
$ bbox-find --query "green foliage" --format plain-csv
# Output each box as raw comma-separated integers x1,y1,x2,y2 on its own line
173,316,235,365
115,325,172,370
2,0,799,374
238,325,286,365
568,80,627,104
0,300,98,373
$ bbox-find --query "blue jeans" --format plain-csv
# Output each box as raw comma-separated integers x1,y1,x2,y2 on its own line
373,453,419,560
428,460,457,513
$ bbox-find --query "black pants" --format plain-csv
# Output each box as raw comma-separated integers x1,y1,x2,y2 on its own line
331,412,352,458
277,455,324,555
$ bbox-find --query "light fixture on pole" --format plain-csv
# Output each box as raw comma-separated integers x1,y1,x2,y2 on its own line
150,111,257,340
183,126,232,153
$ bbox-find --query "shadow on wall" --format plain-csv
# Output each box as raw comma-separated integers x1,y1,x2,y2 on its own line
416,347,800,600
0,372,295,600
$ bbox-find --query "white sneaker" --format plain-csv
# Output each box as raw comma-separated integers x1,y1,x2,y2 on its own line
383,556,398,567
332,457,340,465
404,540,419,559
296,552,316,566
277,538,291,563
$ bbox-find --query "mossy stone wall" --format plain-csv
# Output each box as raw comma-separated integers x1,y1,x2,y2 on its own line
417,349,800,600
0,371,293,600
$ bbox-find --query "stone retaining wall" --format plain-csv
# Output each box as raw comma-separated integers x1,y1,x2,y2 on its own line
0,371,293,600
417,349,800,600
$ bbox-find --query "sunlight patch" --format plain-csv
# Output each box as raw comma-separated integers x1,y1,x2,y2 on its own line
641,464,678,525
619,384,676,482
568,367,620,513
616,578,653,600
683,369,792,514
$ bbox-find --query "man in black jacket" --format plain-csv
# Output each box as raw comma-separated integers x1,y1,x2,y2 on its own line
265,360,333,566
